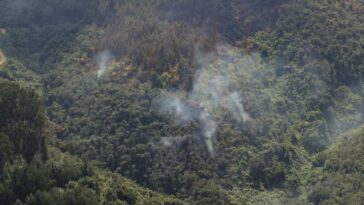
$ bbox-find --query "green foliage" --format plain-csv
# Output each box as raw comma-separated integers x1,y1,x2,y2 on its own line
307,125,364,204
101,3,211,88
0,159,51,204
0,133,11,171
1,0,364,204
0,79,184,204
10,161,52,201
0,58,43,95
249,142,304,189
0,80,47,163
252,0,364,87
47,149,88,187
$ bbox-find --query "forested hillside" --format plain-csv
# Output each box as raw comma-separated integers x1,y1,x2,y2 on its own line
0,0,363,204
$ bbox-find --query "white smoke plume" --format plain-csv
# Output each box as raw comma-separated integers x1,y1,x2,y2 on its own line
227,92,251,123
161,135,189,147
158,92,195,123
96,50,114,79
199,109,217,157
156,45,255,157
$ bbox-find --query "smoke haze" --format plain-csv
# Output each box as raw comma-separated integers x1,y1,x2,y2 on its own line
96,50,114,79
156,45,256,157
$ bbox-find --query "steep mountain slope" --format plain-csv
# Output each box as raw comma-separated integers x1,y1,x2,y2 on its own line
0,0,364,204
0,80,185,205
307,125,364,204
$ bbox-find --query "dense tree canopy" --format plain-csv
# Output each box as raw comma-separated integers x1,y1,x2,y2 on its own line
0,0,364,204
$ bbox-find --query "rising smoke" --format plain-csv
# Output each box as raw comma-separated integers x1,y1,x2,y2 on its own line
96,50,114,79
161,135,189,147
156,45,255,157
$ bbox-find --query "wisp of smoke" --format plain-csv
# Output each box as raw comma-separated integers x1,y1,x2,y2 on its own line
199,109,216,157
96,50,114,79
227,92,251,123
158,93,194,123
161,135,189,147
156,45,254,157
